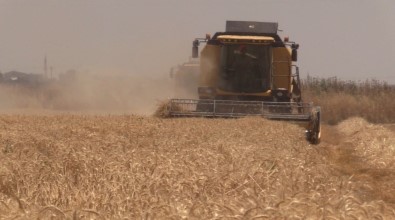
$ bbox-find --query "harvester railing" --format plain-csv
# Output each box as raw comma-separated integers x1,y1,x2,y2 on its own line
168,99,314,121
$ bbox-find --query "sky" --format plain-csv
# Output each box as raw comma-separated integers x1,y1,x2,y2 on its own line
1,0,394,83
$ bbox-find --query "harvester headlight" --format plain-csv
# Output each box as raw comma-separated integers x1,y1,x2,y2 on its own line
273,89,288,99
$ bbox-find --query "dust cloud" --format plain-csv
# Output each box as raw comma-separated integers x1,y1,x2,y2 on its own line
0,71,177,115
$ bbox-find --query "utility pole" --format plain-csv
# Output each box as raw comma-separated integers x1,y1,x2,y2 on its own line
44,55,48,78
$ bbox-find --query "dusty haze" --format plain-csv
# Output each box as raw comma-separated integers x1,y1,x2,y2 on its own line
0,73,175,114
0,1,394,113
1,1,394,81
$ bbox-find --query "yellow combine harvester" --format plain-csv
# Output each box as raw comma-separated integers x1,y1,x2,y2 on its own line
168,21,321,144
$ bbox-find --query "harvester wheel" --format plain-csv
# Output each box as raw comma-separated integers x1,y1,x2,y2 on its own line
306,107,321,144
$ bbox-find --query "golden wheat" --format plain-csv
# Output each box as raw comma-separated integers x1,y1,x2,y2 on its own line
0,115,394,219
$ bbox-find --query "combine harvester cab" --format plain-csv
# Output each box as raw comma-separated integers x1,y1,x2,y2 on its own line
168,21,321,144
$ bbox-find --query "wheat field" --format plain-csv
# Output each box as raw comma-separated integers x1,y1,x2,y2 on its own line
0,114,394,219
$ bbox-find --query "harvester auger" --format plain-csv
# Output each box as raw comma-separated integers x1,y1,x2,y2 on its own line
167,21,321,144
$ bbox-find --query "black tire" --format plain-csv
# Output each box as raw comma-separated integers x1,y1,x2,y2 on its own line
307,110,321,144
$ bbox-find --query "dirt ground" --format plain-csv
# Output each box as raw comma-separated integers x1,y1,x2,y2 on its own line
0,114,394,219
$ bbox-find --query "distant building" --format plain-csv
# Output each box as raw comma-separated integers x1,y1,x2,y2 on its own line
1,71,46,86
